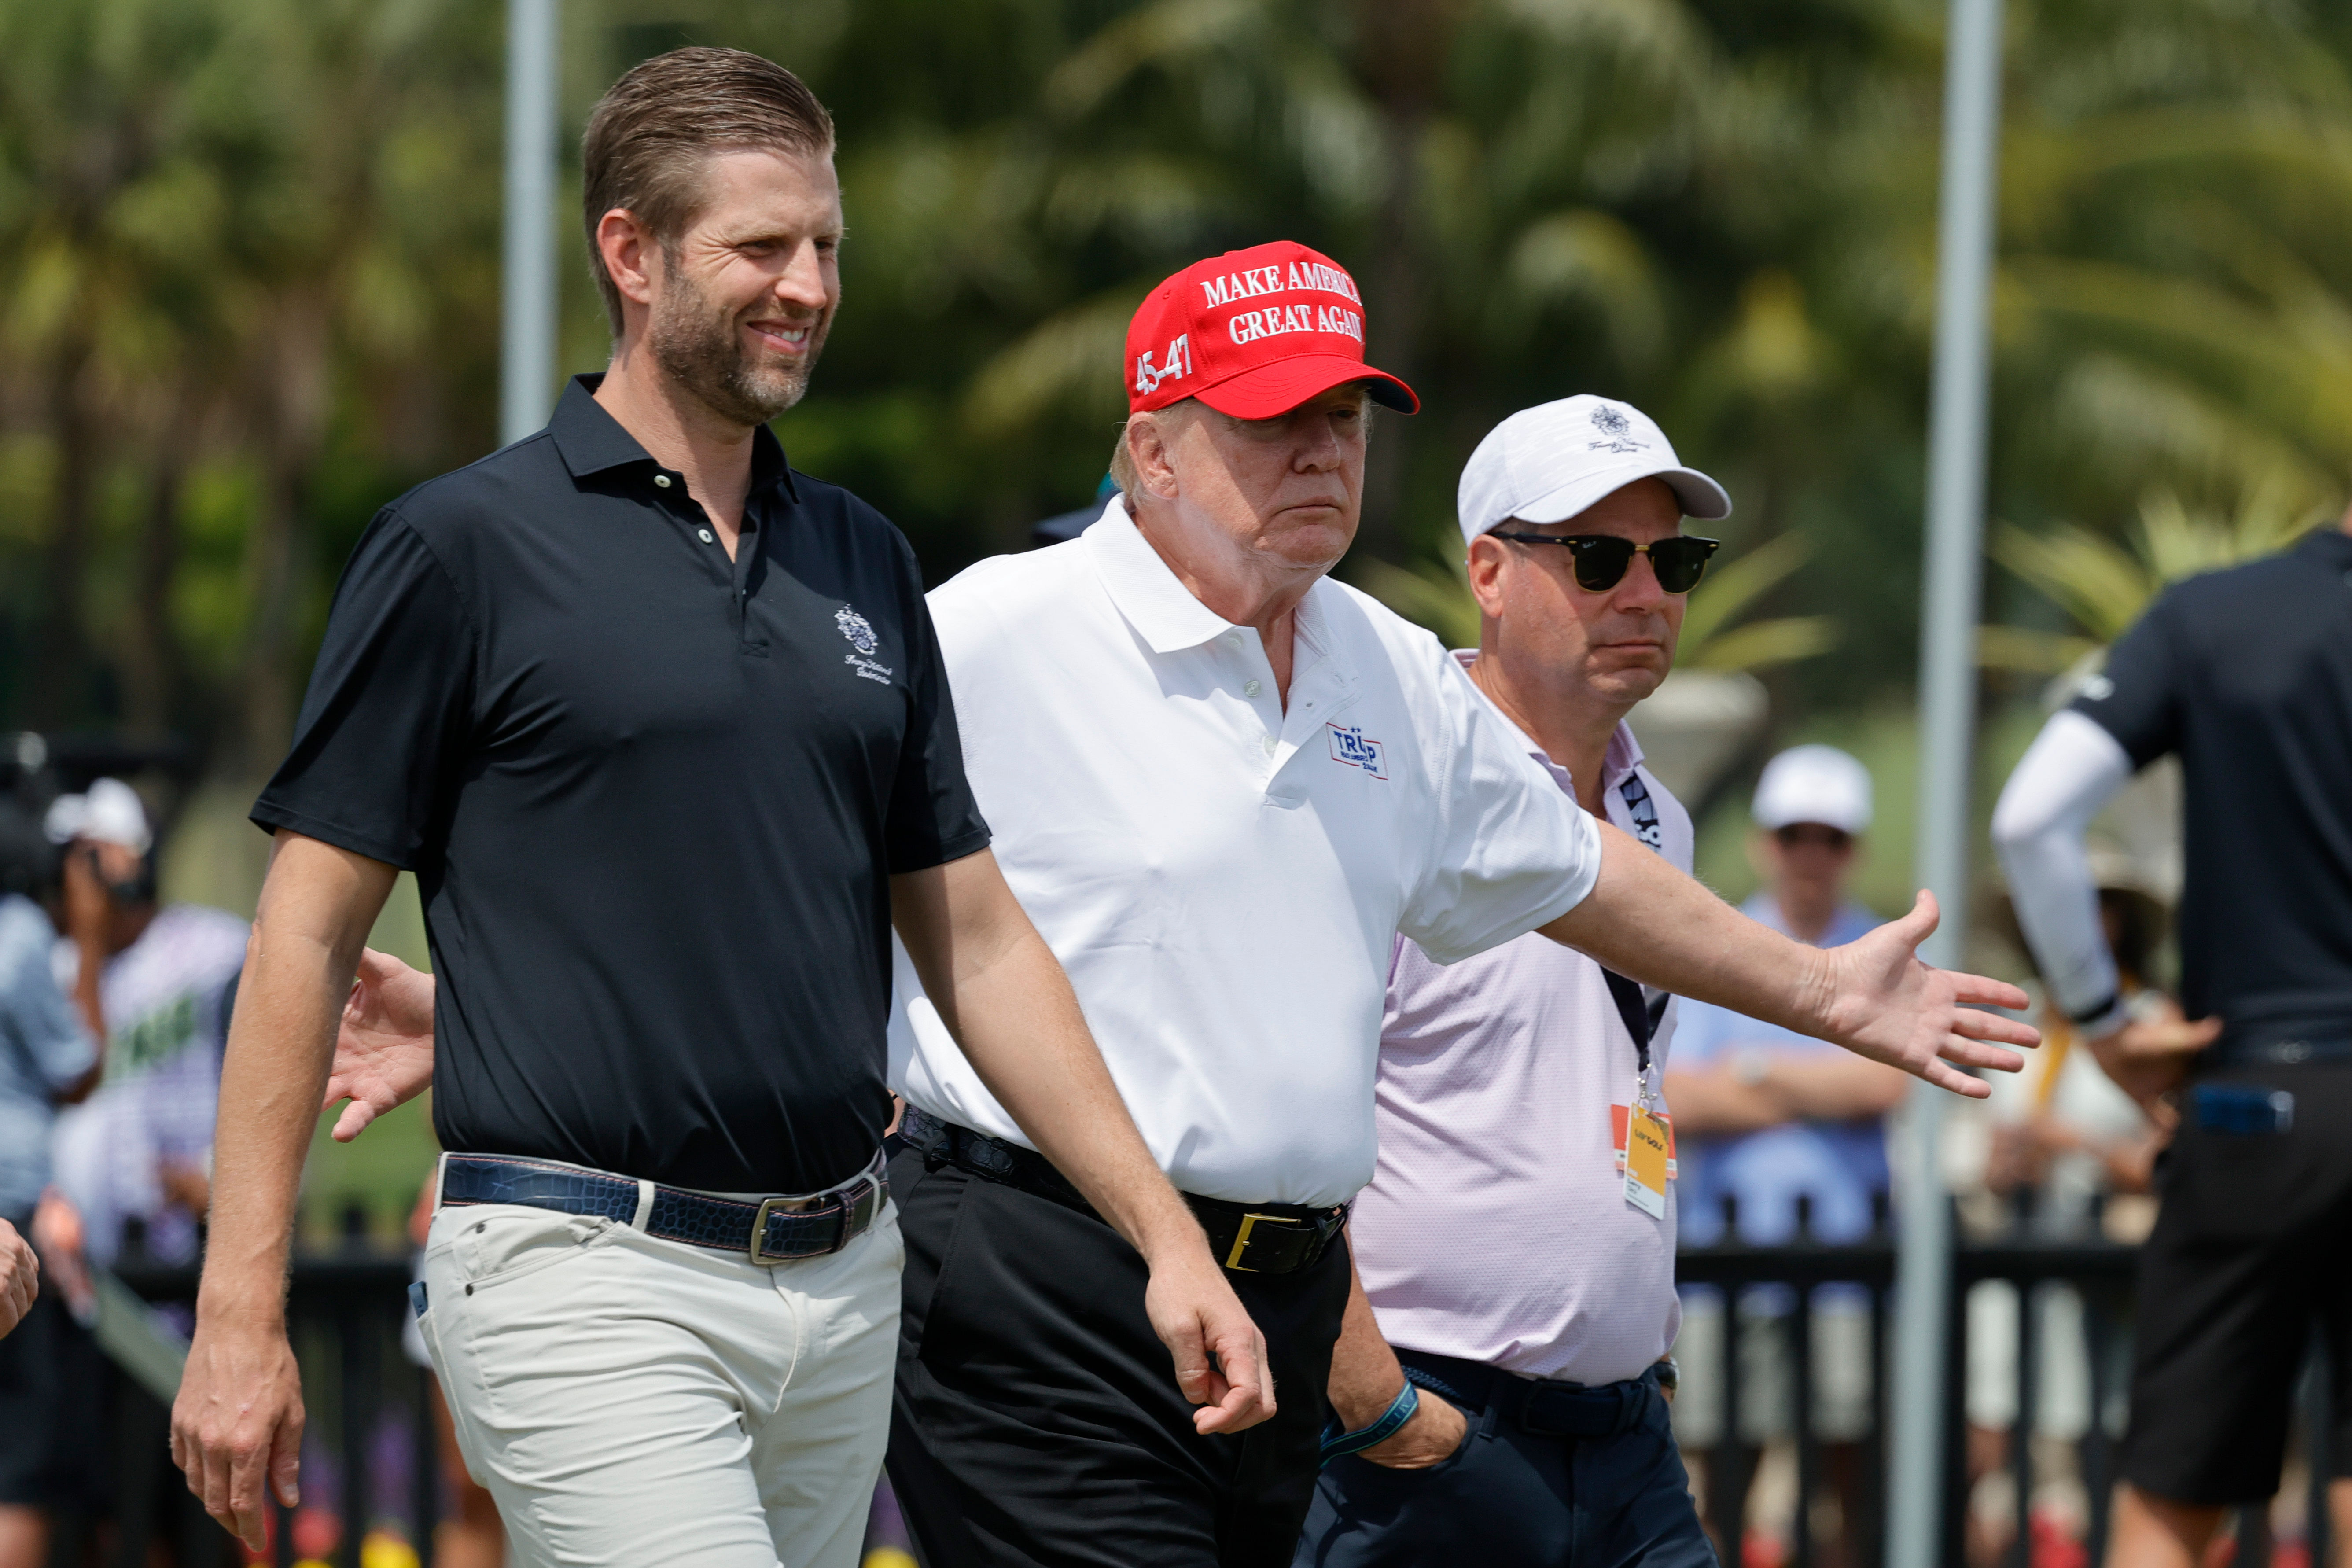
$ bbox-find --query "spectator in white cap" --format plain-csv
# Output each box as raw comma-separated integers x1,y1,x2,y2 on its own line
1664,743,1905,1563
37,777,247,1294
1299,393,1734,1565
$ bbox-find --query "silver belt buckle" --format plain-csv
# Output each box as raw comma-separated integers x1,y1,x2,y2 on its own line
748,1190,821,1265
748,1172,883,1265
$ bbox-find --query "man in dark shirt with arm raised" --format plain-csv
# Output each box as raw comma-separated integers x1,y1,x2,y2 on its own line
1995,515,2352,1568
168,49,1265,1568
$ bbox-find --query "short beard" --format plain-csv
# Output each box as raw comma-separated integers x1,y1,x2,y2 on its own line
646,256,828,428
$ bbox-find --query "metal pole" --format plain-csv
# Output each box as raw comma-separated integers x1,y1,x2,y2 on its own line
1889,2,2006,1567
500,0,560,446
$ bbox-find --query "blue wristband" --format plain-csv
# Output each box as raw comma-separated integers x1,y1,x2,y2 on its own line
1318,1379,1419,1467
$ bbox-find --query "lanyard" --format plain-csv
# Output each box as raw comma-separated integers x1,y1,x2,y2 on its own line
1602,966,1665,1107
1604,769,1670,1107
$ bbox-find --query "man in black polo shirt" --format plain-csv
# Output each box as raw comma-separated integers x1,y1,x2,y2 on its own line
167,48,1267,1568
1994,515,2352,1568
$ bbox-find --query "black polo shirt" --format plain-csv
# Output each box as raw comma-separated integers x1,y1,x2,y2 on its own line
2070,526,2352,1049
254,376,990,1193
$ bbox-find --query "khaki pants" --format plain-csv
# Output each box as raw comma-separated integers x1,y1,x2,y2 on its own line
419,1196,902,1568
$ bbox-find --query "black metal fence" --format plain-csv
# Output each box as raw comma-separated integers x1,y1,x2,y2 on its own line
90,1202,2336,1568
95,1234,431,1568
1674,1199,2336,1568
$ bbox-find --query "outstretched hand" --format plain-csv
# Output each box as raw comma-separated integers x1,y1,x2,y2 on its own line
324,948,438,1141
1814,891,2038,1098
1144,1248,1275,1436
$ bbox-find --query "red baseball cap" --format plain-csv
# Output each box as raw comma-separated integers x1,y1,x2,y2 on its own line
1125,241,1419,419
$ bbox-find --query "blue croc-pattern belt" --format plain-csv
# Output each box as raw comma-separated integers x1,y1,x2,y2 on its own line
438,1151,887,1264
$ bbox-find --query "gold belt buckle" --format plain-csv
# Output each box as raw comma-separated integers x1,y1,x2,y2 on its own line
1224,1211,1302,1272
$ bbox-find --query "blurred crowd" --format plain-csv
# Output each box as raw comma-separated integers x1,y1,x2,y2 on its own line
0,775,245,1567
1655,726,2183,1568
0,732,2191,1568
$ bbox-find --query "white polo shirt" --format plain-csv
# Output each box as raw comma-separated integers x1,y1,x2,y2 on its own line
889,501,1603,1207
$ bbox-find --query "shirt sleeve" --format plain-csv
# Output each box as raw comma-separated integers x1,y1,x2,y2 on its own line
881,535,991,874
2069,595,2182,767
250,511,478,869
1990,709,2135,1023
1398,656,1602,965
2,915,96,1094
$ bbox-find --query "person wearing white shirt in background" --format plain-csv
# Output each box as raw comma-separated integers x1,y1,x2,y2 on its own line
1294,395,1727,1568
41,779,250,1283
320,241,2041,1568
1664,747,1907,1568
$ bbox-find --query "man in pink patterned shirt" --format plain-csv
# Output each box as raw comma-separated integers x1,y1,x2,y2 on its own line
1297,396,1726,1568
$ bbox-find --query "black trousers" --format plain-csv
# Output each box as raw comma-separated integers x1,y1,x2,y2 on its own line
887,1147,1352,1568
2124,1061,2352,1505
1295,1360,1715,1568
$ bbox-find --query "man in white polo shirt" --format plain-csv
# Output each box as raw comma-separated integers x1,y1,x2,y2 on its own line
326,243,2037,1568
1296,395,1726,1567
881,243,2032,1568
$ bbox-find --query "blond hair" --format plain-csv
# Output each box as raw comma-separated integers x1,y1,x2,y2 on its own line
1108,390,1374,496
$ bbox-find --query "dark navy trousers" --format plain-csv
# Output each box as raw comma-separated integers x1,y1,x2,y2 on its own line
1293,1359,1718,1568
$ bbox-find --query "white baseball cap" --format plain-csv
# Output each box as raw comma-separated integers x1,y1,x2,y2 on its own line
1457,394,1732,549
43,777,153,855
1752,745,1873,835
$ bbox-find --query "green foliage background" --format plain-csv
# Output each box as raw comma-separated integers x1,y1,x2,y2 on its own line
6,0,2352,1214
8,0,2350,771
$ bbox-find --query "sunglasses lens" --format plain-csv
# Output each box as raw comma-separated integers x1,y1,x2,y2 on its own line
1569,537,1636,592
1651,539,1715,593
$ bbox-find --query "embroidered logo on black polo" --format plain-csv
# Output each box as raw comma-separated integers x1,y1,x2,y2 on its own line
1326,723,1388,780
836,605,892,685
836,605,880,655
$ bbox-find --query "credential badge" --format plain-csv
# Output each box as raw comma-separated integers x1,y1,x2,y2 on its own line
836,605,880,656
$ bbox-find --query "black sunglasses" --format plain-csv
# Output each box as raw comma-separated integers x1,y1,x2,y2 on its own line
1486,532,1721,594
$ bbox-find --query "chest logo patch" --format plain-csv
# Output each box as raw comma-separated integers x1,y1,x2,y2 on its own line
835,604,893,685
836,605,880,655
1325,723,1387,780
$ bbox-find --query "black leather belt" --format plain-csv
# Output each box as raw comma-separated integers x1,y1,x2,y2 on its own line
1398,1347,1661,1440
2207,1031,2352,1068
897,1107,1346,1276
438,1152,887,1264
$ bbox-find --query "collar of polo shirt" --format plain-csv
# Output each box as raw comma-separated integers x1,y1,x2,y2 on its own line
1086,497,1249,653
